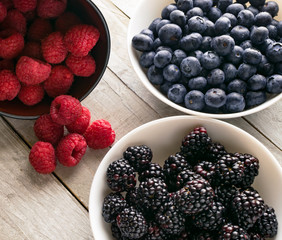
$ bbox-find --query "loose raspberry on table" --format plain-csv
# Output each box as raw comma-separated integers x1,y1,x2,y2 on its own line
66,106,91,135
0,2,7,22
0,59,14,71
34,114,64,146
37,0,67,19
50,95,82,125
66,54,96,77
0,69,20,101
18,84,45,106
29,141,56,174
64,24,100,57
84,119,115,149
13,0,37,13
20,41,43,60
43,65,74,98
41,31,67,64
27,18,53,41
16,56,51,85
0,9,26,35
56,133,87,167
0,32,24,59
55,11,82,34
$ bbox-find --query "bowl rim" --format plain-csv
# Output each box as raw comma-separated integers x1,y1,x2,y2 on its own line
127,0,282,119
0,0,111,120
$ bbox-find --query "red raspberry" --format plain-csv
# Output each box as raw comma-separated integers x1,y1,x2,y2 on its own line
56,133,87,167
0,32,24,59
50,95,82,125
64,24,100,57
43,65,74,97
66,106,91,135
41,32,67,64
23,10,36,22
0,69,20,101
0,9,26,35
0,0,13,9
0,59,14,71
13,0,37,13
55,11,82,34
18,84,45,106
20,41,43,60
27,18,53,41
16,56,51,85
84,119,115,149
34,114,64,146
0,2,7,22
66,54,96,77
29,141,56,174
37,0,67,19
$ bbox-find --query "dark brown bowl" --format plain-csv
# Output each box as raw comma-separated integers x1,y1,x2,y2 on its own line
0,0,110,120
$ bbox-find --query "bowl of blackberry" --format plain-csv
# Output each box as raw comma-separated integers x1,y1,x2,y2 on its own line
0,0,110,119
89,116,281,239
128,0,282,118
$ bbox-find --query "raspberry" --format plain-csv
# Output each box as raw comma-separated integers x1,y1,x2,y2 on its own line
66,106,91,134
18,84,45,106
84,119,115,149
43,65,74,98
16,56,51,85
34,114,64,146
0,2,7,22
0,0,13,9
23,10,36,22
37,0,67,19
20,41,43,60
66,54,96,77
0,32,24,59
0,59,14,71
64,24,100,57
50,95,82,125
0,9,26,35
41,32,67,64
13,0,37,13
29,141,56,174
56,133,87,167
27,18,53,41
55,11,82,34
0,69,20,101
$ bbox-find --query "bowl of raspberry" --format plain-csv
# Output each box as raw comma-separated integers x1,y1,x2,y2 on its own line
89,116,281,239
128,0,282,119
0,0,110,119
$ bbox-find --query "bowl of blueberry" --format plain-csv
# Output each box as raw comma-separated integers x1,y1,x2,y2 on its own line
89,116,281,239
128,0,282,118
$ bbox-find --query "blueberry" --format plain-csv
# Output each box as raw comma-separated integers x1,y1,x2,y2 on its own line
217,0,232,12
246,6,260,16
163,64,181,82
277,21,282,37
140,29,154,40
226,45,244,66
200,51,221,70
180,57,202,78
214,17,231,35
147,65,164,85
254,12,272,27
211,35,235,56
161,4,177,19
267,25,278,40
203,20,215,37
266,42,282,63
156,46,173,53
257,38,274,54
156,19,171,34
258,55,274,76
249,0,266,8
186,7,204,19
245,91,267,107
247,74,267,91
222,13,237,28
153,38,162,50
230,26,250,43
188,50,203,61
275,62,282,74
160,81,173,94
207,68,225,86
205,88,227,108
158,24,182,46
170,10,186,28
207,7,222,22
222,63,237,82
225,92,246,112
149,18,161,36
177,0,193,12
139,51,155,68
271,19,279,27
132,33,153,52
188,76,207,91
179,33,203,52
237,10,255,28
225,3,245,17
227,79,247,95
261,1,279,17
188,16,207,34
240,40,253,50
237,63,257,80
193,0,213,12
167,84,187,104
154,50,172,68
243,48,262,65
200,36,212,52
171,49,187,66
250,26,269,45
184,90,205,111
266,74,282,93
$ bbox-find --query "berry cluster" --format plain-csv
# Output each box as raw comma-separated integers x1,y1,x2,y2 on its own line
102,126,278,239
0,0,100,105
132,0,282,114
29,95,115,174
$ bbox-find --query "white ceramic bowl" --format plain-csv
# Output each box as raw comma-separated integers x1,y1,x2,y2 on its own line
89,116,282,239
127,0,282,119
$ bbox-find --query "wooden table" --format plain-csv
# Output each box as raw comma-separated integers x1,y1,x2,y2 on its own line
0,0,281,239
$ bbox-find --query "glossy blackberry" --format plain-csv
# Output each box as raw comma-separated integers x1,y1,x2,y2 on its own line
174,178,215,216
117,206,148,239
125,187,138,207
180,127,212,166
175,169,203,190
106,158,136,192
102,192,128,223
139,162,165,182
214,185,239,209
193,230,218,239
231,188,266,230
219,223,250,240
249,233,264,240
144,221,169,240
194,161,215,184
111,221,123,240
205,142,227,163
123,145,153,173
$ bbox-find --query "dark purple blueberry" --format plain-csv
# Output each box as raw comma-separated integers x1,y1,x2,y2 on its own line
245,91,267,107
277,21,282,37
147,65,164,85
237,63,257,81
193,0,213,12
158,23,182,46
207,68,225,86
188,16,207,34
217,0,233,12
222,63,237,82
186,7,204,19
171,49,187,66
254,11,272,27
247,74,267,91
205,88,227,108
266,74,282,93
203,19,216,37
266,42,282,63
237,10,255,28
170,9,186,28
160,81,173,95
214,17,231,35
153,38,162,50
163,64,181,83
230,25,250,43
267,24,278,40
155,46,173,54
247,5,260,16
184,90,205,111
207,7,222,22
177,0,194,12
200,36,212,52
222,13,238,28
249,0,266,7
225,92,245,113
179,32,203,52
188,76,207,91
140,29,154,40
167,84,187,104
227,79,247,95
226,3,245,17
258,55,274,76
226,45,244,66
139,51,155,68
188,50,203,61
243,48,262,65
250,26,269,45
132,33,154,52
240,40,253,50
211,35,235,56
149,18,161,36
156,19,171,34
261,1,279,17
161,4,177,19
180,56,202,78
154,50,172,68
258,38,274,54
275,62,282,74
200,51,221,70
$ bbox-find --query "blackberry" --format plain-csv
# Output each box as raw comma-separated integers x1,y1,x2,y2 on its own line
123,145,153,173
180,127,212,166
234,153,259,188
125,187,138,207
106,158,136,192
193,201,226,231
175,169,203,190
231,188,266,230
205,142,227,162
219,223,250,240
193,231,218,239
174,178,215,216
139,162,165,182
214,154,245,186
111,221,123,240
102,192,128,223
144,221,169,240
194,161,216,184
248,233,264,240
117,206,148,239
214,185,239,209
